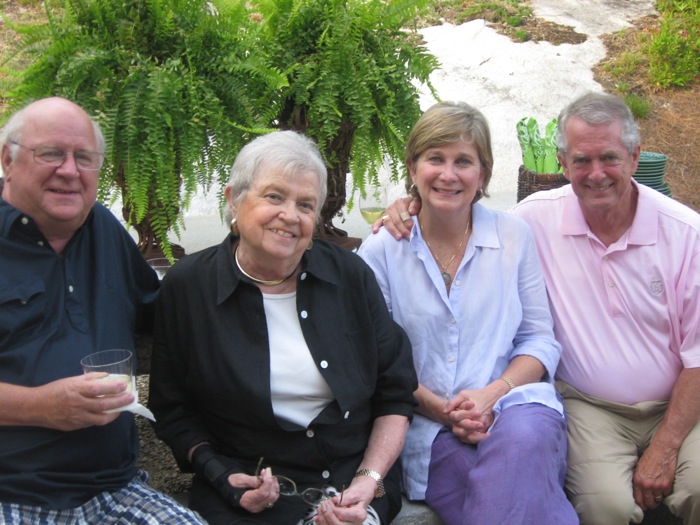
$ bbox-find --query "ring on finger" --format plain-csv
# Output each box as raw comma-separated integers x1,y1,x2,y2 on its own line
381,215,390,223
655,495,663,501
266,502,274,509
400,211,411,221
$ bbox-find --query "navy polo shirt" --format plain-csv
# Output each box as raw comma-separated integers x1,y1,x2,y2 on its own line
0,197,159,509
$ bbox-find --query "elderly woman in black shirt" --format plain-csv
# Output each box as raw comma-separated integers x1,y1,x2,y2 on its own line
149,130,417,525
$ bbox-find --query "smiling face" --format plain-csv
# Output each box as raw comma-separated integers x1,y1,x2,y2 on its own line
1,98,100,244
228,167,320,275
559,117,640,215
409,140,485,218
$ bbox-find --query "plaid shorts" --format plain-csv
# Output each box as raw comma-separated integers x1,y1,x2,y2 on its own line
0,470,205,525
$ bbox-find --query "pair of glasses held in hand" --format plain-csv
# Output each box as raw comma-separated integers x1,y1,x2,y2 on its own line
255,458,344,506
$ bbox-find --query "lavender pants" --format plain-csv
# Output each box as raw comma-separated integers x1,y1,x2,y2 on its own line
425,403,578,525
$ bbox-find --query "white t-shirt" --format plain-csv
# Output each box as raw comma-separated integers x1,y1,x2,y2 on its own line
263,291,333,428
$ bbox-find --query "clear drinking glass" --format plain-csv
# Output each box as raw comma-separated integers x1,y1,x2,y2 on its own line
147,258,172,280
80,349,135,411
358,187,387,225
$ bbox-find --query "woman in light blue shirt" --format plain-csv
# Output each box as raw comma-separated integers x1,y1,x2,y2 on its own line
358,101,577,525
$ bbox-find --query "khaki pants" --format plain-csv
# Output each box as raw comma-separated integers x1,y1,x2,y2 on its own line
557,381,700,525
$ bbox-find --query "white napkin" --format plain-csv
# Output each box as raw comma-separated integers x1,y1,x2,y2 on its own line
106,377,156,421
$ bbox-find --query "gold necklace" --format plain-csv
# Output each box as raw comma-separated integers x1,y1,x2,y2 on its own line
234,248,297,286
419,218,471,286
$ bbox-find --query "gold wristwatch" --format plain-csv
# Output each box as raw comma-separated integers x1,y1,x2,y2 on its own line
354,468,386,498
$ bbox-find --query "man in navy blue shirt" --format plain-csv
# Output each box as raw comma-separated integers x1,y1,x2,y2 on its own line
0,97,205,523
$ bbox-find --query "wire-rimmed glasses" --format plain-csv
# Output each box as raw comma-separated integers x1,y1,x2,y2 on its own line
276,475,330,506
10,142,104,171
255,457,340,506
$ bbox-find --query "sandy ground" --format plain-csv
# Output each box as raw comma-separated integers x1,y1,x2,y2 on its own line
127,0,658,254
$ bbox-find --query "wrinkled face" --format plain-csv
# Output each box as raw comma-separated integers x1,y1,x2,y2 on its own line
409,140,484,216
1,100,100,239
558,117,640,214
228,167,320,269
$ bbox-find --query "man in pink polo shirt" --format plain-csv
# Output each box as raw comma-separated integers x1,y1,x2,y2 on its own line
378,92,700,524
510,92,700,525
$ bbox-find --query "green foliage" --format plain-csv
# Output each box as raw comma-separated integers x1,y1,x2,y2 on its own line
513,29,528,42
646,0,700,88
3,0,438,247
624,93,650,119
3,0,282,259
251,0,439,229
506,15,523,27
446,1,530,26
602,50,645,78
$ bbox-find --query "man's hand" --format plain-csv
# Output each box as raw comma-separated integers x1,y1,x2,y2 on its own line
632,441,677,510
30,374,133,431
371,196,421,240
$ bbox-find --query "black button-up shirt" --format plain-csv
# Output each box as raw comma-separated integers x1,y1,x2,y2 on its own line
150,234,417,494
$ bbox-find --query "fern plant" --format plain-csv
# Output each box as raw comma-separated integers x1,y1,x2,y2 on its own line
3,0,283,259
251,0,439,243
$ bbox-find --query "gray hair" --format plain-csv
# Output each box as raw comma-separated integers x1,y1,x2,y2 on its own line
225,130,328,220
557,92,640,155
0,100,106,162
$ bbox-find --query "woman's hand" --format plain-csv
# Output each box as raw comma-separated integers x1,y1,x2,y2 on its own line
312,484,371,524
371,196,420,240
446,389,498,444
230,467,279,513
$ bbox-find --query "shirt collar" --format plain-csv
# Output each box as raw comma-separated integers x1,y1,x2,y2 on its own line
0,197,24,238
215,234,340,305
560,180,657,245
409,202,500,250
0,196,96,245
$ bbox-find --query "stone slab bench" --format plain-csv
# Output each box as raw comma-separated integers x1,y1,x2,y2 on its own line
392,498,443,525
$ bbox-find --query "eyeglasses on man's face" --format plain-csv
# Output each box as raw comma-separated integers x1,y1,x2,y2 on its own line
11,142,104,171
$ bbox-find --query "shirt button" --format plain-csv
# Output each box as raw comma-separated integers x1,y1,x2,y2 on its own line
300,310,308,319
454,280,460,286
320,360,328,369
300,272,307,280
37,241,44,247
444,392,450,399
322,470,330,479
306,429,315,438
68,285,74,293
448,355,455,363
608,280,615,287
344,411,350,419
21,217,29,225
450,318,456,324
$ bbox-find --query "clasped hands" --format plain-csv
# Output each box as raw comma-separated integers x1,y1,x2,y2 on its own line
229,468,375,524
443,389,498,444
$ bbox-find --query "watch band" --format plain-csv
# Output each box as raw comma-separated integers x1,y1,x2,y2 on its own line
354,468,386,498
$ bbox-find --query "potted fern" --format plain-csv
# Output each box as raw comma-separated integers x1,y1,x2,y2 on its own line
2,0,282,260
252,0,439,246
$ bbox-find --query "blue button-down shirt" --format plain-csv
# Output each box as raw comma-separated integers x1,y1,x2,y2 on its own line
359,203,563,499
0,198,159,509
